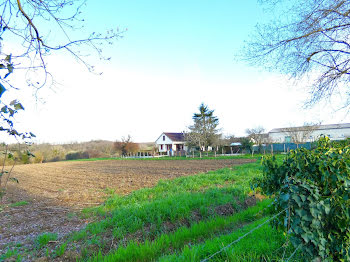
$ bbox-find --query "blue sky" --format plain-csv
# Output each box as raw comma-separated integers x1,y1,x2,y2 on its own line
8,0,350,143
97,1,262,72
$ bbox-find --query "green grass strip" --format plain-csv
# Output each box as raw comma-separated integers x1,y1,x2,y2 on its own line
86,162,263,216
72,162,263,244
72,186,245,242
9,201,29,207
159,217,303,262
159,220,293,262
87,200,271,262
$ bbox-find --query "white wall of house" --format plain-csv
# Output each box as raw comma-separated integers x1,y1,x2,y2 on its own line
269,127,350,143
155,133,187,154
155,133,173,153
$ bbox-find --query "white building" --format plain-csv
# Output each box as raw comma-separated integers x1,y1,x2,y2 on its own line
268,123,350,143
155,132,187,155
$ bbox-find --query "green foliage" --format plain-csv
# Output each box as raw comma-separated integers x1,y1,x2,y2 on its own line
240,137,253,154
35,232,58,249
70,162,263,259
89,201,271,262
86,162,262,216
159,218,297,262
0,247,21,261
253,137,350,260
9,201,28,207
55,242,67,257
186,103,220,151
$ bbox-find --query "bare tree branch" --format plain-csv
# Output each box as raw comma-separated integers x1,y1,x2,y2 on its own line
242,0,350,108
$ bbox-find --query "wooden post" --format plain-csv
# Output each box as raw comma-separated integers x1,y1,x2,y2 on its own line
215,151,216,158
271,144,273,155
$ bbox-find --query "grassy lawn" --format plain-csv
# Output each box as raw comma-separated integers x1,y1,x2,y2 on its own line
2,154,302,261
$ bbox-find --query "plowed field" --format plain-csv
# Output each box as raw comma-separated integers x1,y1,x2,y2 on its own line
0,158,254,249
9,158,255,207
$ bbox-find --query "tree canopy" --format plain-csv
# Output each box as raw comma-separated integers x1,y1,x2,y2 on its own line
114,135,139,156
186,103,220,151
243,0,350,107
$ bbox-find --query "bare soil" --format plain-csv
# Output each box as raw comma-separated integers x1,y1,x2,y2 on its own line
0,158,254,252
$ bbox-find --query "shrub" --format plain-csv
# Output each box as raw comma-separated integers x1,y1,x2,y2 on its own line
86,149,108,158
33,151,44,163
252,137,350,260
65,151,89,160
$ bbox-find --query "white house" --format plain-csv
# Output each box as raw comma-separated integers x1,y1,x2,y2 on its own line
268,123,350,143
155,132,187,155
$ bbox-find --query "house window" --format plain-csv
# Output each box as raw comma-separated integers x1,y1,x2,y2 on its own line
163,136,165,141
160,145,163,150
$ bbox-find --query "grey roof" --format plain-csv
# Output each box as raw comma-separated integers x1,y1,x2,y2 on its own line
164,132,185,142
269,123,350,133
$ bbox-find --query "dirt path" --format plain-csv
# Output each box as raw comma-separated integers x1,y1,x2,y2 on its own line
0,158,254,252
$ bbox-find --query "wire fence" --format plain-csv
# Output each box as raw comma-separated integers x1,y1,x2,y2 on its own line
200,207,301,262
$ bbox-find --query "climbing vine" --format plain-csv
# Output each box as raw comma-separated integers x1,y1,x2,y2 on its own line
252,137,350,260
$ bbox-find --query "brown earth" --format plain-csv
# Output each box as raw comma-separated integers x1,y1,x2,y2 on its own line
0,158,254,253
